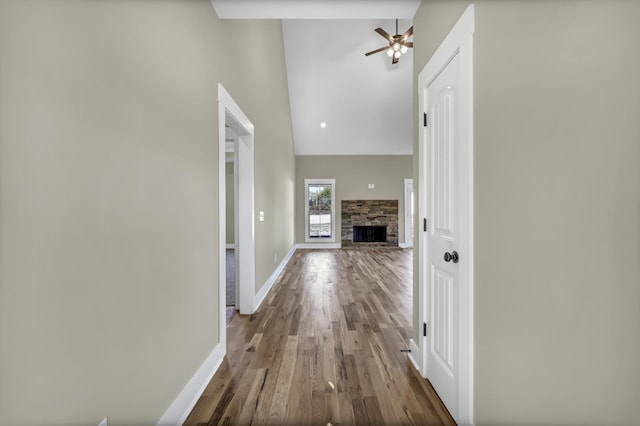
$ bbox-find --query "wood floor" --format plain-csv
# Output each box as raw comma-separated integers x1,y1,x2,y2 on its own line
185,249,455,426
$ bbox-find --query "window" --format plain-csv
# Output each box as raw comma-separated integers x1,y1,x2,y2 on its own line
305,179,336,242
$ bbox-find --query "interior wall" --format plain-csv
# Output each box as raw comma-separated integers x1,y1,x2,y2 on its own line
0,1,295,424
295,155,412,245
222,20,297,293
413,0,640,424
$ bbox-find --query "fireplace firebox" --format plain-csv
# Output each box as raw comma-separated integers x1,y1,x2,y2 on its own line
353,226,387,243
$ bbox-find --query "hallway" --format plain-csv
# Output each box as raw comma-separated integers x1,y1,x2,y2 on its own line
185,249,454,425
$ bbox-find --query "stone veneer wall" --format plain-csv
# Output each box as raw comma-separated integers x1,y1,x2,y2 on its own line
341,200,398,247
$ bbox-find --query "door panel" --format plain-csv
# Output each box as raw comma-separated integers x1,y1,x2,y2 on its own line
432,267,454,374
433,91,455,240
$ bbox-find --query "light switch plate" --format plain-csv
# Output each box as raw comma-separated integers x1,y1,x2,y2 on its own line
259,211,265,221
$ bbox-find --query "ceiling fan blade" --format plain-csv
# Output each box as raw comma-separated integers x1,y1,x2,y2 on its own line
402,26,414,39
392,55,399,65
375,27,394,43
365,46,390,56
405,42,413,48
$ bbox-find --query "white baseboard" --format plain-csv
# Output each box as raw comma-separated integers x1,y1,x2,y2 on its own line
225,244,235,249
408,338,422,376
295,243,341,249
399,242,413,249
157,342,225,426
253,244,297,311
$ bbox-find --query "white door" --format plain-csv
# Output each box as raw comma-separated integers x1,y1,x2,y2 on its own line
404,179,414,247
417,5,474,424
424,53,462,418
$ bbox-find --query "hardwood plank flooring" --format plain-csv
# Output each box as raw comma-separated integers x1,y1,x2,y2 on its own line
185,249,455,426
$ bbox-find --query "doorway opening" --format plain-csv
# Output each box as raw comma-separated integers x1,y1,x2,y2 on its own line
218,84,256,352
224,129,237,310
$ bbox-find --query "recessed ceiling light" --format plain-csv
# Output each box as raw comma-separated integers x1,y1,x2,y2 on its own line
320,122,327,128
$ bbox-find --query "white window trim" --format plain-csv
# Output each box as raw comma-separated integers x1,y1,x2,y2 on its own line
304,178,336,243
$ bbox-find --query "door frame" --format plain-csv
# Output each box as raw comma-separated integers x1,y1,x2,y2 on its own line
416,5,474,424
403,178,414,248
218,84,256,349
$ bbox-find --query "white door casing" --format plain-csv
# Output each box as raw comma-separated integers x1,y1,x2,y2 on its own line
416,5,474,425
404,179,414,248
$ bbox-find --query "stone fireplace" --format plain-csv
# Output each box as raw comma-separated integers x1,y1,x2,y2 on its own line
341,200,398,247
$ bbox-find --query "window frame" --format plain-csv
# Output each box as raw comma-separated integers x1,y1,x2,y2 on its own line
304,178,336,243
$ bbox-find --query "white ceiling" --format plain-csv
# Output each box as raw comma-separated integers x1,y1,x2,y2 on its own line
211,0,417,156
210,0,420,19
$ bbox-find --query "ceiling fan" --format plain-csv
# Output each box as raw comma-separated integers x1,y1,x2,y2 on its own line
365,19,413,64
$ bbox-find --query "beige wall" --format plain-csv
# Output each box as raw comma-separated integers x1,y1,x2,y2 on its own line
413,0,640,424
295,155,412,245
0,1,294,424
223,20,296,293
226,162,235,245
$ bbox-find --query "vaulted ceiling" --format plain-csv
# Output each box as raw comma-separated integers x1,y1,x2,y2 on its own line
211,0,418,155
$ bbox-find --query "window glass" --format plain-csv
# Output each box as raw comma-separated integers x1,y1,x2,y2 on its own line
308,184,332,238
304,179,335,242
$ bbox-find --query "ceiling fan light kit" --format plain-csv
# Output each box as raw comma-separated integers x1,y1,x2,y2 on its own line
365,19,413,65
